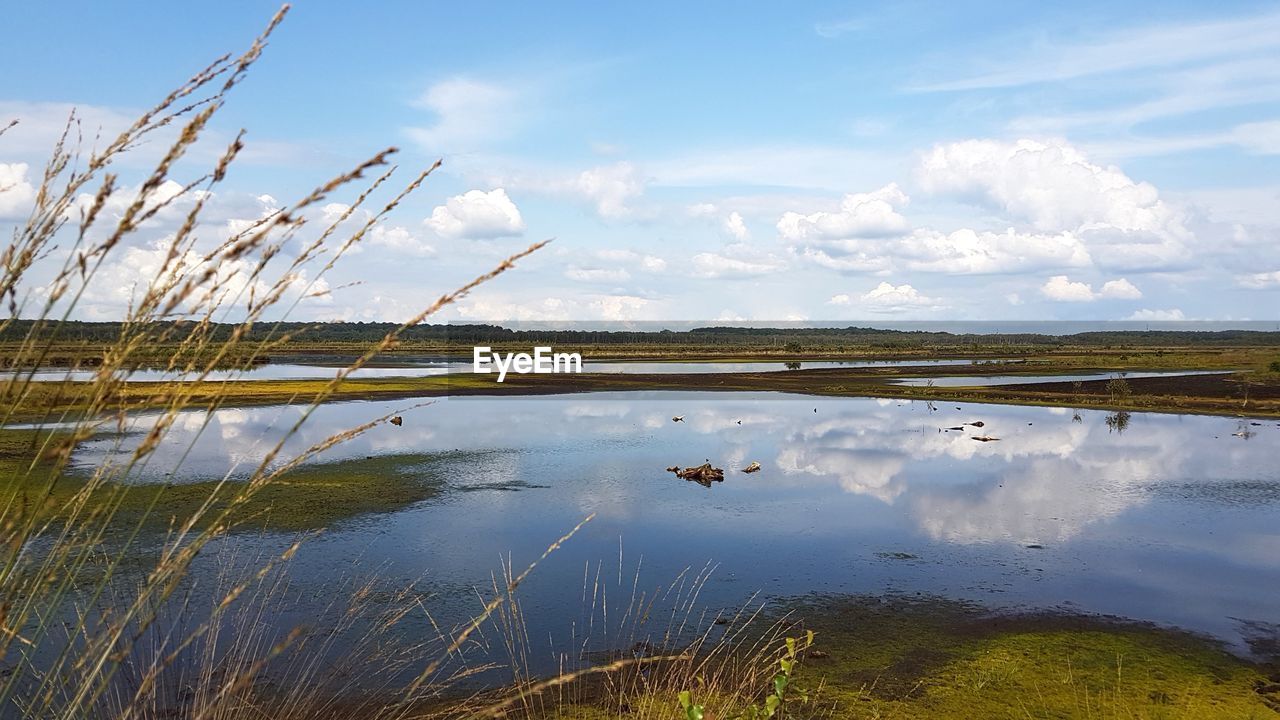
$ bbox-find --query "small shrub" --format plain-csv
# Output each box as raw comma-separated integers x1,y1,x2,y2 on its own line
679,631,815,720
1105,375,1132,404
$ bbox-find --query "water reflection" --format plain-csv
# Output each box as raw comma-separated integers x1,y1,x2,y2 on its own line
60,391,1280,657
893,370,1228,387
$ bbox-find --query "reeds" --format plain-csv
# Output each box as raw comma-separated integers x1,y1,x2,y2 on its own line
0,7,811,719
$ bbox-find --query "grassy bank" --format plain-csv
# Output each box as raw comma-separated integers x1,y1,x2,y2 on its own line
0,430,450,533
8,351,1280,420
510,595,1279,719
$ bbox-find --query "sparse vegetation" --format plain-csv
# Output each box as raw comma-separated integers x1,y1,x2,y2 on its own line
1106,374,1133,404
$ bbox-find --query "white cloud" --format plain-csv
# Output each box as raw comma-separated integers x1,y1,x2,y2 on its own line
310,202,434,257
454,296,570,322
591,294,649,321
723,211,749,240
691,253,782,279
368,224,436,257
686,202,719,218
572,162,643,220
690,243,787,278
1041,275,1098,302
858,282,944,312
1237,270,1280,289
914,11,1280,92
919,138,1192,271
1041,275,1142,302
920,139,1176,232
1098,278,1143,299
565,265,631,283
1232,120,1280,155
594,248,667,273
897,227,1093,274
424,188,525,239
48,236,326,320
406,78,517,154
0,162,35,219
776,183,909,241
1128,308,1186,321
827,293,851,306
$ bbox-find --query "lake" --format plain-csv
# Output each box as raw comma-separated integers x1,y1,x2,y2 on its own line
60,391,1280,678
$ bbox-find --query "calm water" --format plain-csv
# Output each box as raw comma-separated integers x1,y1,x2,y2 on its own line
62,391,1280,672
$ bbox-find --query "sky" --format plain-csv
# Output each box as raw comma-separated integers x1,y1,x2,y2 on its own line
2,0,1280,325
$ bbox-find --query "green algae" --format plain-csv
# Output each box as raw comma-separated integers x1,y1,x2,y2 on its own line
781,595,1279,719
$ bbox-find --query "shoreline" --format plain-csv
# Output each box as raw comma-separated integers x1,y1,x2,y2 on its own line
5,364,1279,421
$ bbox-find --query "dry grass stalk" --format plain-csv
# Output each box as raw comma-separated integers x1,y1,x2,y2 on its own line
0,6,809,720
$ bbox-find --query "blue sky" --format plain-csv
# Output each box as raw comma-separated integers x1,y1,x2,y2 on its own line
3,0,1279,323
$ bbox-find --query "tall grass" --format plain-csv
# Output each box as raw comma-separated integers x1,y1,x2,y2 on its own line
0,5,544,716
0,7,805,719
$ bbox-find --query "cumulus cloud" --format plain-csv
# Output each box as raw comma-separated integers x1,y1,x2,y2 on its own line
788,139,1200,278
1040,275,1096,302
827,284,943,313
424,188,525,239
591,294,650,321
368,225,436,256
454,296,570,322
859,282,945,312
1128,308,1186,321
1237,270,1280,289
897,227,1092,274
571,162,644,220
919,138,1192,270
688,202,751,240
1099,278,1143,299
406,78,518,154
565,265,631,283
776,183,909,241
691,243,787,278
1041,275,1143,302
723,211,749,240
0,162,35,219
49,236,328,320
314,202,435,256
594,248,667,273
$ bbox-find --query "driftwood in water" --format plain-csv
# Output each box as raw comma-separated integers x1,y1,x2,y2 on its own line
667,462,725,487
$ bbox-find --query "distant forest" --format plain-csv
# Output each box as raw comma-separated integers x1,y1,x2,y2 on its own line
4,320,1280,348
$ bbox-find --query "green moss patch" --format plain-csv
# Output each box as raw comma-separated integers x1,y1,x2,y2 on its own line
782,595,1279,718
2,429,452,533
